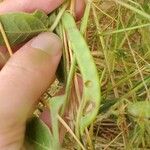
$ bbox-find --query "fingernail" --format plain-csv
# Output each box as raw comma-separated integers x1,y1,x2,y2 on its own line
31,32,62,56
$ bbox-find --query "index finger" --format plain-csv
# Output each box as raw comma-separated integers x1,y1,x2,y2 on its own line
0,0,63,14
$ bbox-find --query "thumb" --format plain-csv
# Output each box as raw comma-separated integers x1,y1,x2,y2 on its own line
0,32,62,149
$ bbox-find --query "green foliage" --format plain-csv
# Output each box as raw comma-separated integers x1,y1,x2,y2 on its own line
26,96,64,150
127,101,150,119
0,10,49,45
99,99,117,114
26,117,52,150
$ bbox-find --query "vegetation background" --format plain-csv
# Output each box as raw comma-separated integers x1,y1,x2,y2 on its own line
61,0,150,149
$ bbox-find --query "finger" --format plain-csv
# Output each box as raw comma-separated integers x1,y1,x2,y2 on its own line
0,0,85,19
0,0,63,14
0,32,62,149
75,0,86,20
0,32,62,122
0,44,25,69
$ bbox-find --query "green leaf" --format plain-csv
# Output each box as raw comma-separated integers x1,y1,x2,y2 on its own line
33,10,49,27
0,10,49,45
99,99,117,114
56,58,66,83
25,117,52,150
25,96,64,150
127,101,150,119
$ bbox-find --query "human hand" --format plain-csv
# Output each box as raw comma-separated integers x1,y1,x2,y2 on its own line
0,0,85,149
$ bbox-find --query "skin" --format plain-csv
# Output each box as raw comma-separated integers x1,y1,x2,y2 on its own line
0,0,85,149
